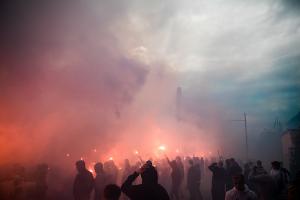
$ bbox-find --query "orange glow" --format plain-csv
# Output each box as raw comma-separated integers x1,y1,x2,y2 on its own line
88,167,94,174
158,145,166,151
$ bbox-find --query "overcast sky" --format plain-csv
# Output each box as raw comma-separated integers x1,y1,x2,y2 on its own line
114,0,300,124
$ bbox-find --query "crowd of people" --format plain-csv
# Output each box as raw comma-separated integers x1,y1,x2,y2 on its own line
0,155,299,200
71,156,299,200
0,163,49,200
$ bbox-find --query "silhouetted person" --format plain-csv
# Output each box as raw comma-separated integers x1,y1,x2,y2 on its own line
230,158,243,175
33,163,48,200
73,160,94,200
187,160,202,200
255,160,267,175
166,156,181,200
158,159,170,190
200,157,205,179
244,162,253,187
94,162,106,200
10,164,26,200
225,159,233,191
270,161,289,200
208,161,226,200
225,174,257,200
122,159,132,183
176,156,184,198
121,161,170,200
104,160,118,185
104,184,121,200
247,160,269,198
176,156,184,181
248,171,277,200
226,158,242,191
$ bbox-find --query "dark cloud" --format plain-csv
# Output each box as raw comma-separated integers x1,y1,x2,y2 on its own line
281,0,300,10
272,0,300,20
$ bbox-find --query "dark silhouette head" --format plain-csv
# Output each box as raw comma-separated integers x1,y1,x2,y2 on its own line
218,161,224,167
170,160,177,167
141,163,158,185
257,160,262,167
175,156,182,162
193,156,200,164
271,161,281,170
94,162,104,174
146,160,152,166
104,184,121,200
225,159,231,167
76,160,86,173
232,174,245,191
188,160,193,166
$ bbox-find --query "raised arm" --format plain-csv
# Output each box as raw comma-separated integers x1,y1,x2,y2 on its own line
121,172,139,197
165,155,171,167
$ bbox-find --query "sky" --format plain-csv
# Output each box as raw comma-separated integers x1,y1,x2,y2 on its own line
0,0,299,164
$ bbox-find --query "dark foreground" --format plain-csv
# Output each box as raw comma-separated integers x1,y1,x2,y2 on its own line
0,156,299,200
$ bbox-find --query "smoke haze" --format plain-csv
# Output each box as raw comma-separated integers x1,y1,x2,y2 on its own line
0,0,299,167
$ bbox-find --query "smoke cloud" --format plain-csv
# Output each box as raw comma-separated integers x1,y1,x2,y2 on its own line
0,0,299,167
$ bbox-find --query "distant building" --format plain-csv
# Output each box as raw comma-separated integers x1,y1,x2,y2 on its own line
258,128,282,161
281,112,300,178
281,129,300,178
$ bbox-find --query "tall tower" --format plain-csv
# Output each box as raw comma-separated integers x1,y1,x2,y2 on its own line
176,86,182,121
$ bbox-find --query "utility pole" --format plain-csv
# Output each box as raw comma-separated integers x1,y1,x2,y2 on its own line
231,112,249,161
244,112,248,161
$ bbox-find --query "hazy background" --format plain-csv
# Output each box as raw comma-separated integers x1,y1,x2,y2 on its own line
0,0,299,166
